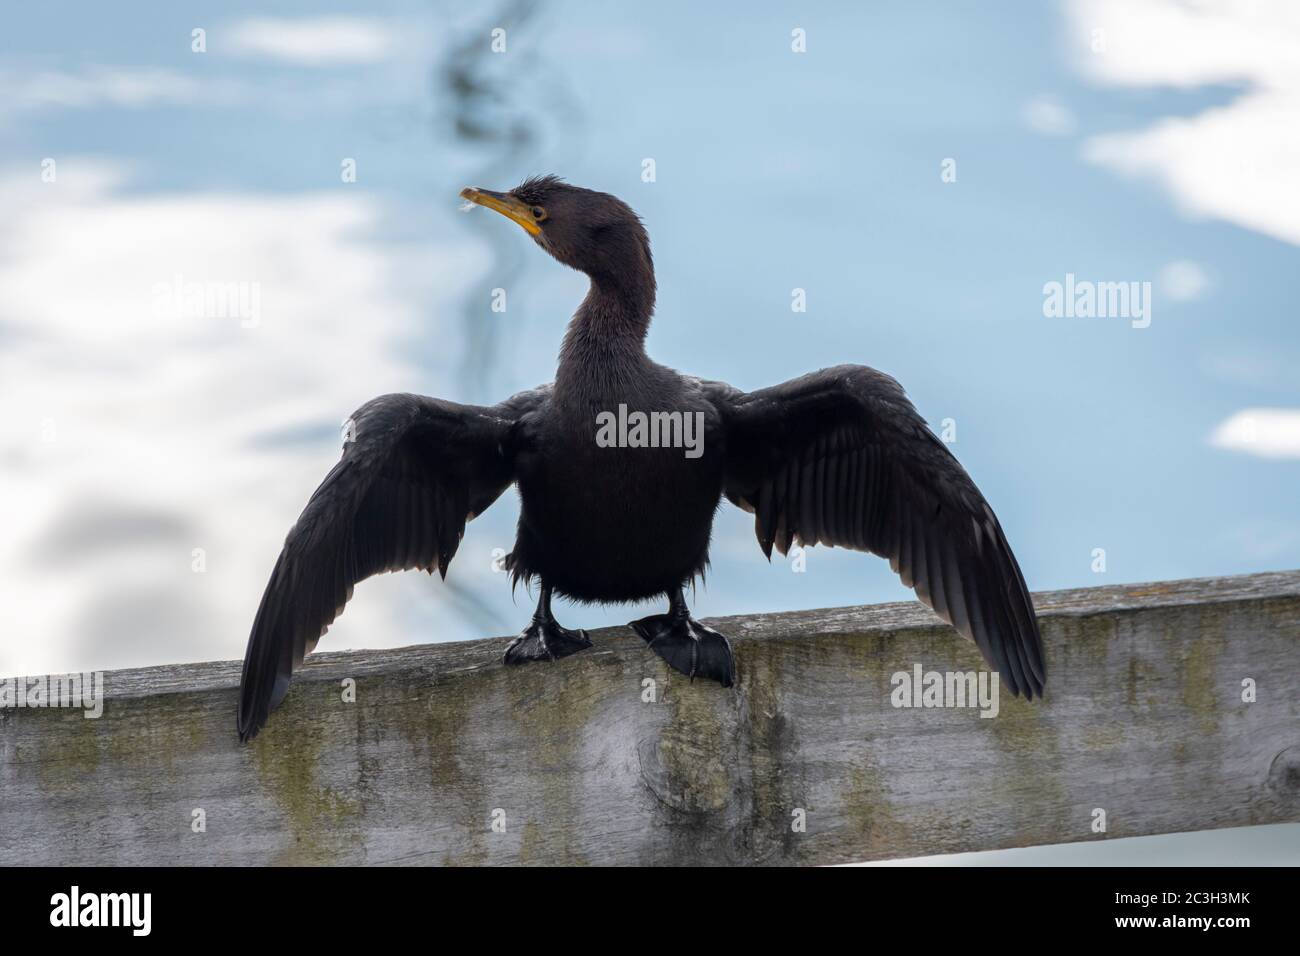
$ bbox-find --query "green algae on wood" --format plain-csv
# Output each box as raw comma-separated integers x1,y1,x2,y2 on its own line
1,570,1298,865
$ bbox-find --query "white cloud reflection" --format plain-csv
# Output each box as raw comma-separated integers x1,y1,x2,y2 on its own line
1158,259,1210,302
0,161,483,676
0,67,210,116
1022,94,1077,136
227,17,401,65
1068,0,1300,246
1208,408,1300,459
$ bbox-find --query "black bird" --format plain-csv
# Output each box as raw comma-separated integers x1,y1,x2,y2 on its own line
237,176,1045,741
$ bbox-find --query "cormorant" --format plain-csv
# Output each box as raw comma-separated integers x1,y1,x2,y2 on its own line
237,176,1045,741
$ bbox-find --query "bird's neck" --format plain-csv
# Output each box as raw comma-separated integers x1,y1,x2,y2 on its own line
557,273,655,390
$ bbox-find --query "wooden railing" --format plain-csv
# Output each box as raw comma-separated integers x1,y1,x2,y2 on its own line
2,571,1297,865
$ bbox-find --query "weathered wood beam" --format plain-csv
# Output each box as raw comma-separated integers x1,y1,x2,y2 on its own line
2,571,1298,865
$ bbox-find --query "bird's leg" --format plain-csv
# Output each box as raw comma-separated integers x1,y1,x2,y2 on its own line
629,587,735,687
503,582,592,666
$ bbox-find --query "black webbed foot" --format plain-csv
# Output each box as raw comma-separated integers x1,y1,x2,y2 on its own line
630,604,735,688
503,619,591,664
503,583,591,665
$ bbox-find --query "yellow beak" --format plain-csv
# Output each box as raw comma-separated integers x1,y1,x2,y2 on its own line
459,187,541,236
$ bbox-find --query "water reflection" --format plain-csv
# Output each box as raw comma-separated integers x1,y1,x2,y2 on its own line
2,0,1297,685
436,0,583,403
423,0,584,633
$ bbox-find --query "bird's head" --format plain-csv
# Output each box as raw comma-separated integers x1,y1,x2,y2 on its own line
459,175,653,299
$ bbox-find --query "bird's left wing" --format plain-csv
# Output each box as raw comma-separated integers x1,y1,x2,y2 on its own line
237,389,545,741
703,365,1045,698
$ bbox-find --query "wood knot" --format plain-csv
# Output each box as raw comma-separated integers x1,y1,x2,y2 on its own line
636,733,732,815
1266,745,1300,800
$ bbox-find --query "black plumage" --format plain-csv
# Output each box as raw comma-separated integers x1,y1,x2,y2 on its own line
237,177,1045,741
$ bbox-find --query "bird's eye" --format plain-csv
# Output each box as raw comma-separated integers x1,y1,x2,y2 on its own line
531,206,546,220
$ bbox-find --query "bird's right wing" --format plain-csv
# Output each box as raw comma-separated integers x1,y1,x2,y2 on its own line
237,388,545,741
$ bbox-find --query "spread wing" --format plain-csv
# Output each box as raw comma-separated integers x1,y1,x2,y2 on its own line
705,365,1045,697
237,388,546,740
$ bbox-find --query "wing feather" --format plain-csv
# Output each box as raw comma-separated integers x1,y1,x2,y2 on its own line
706,366,1045,697
237,388,546,740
